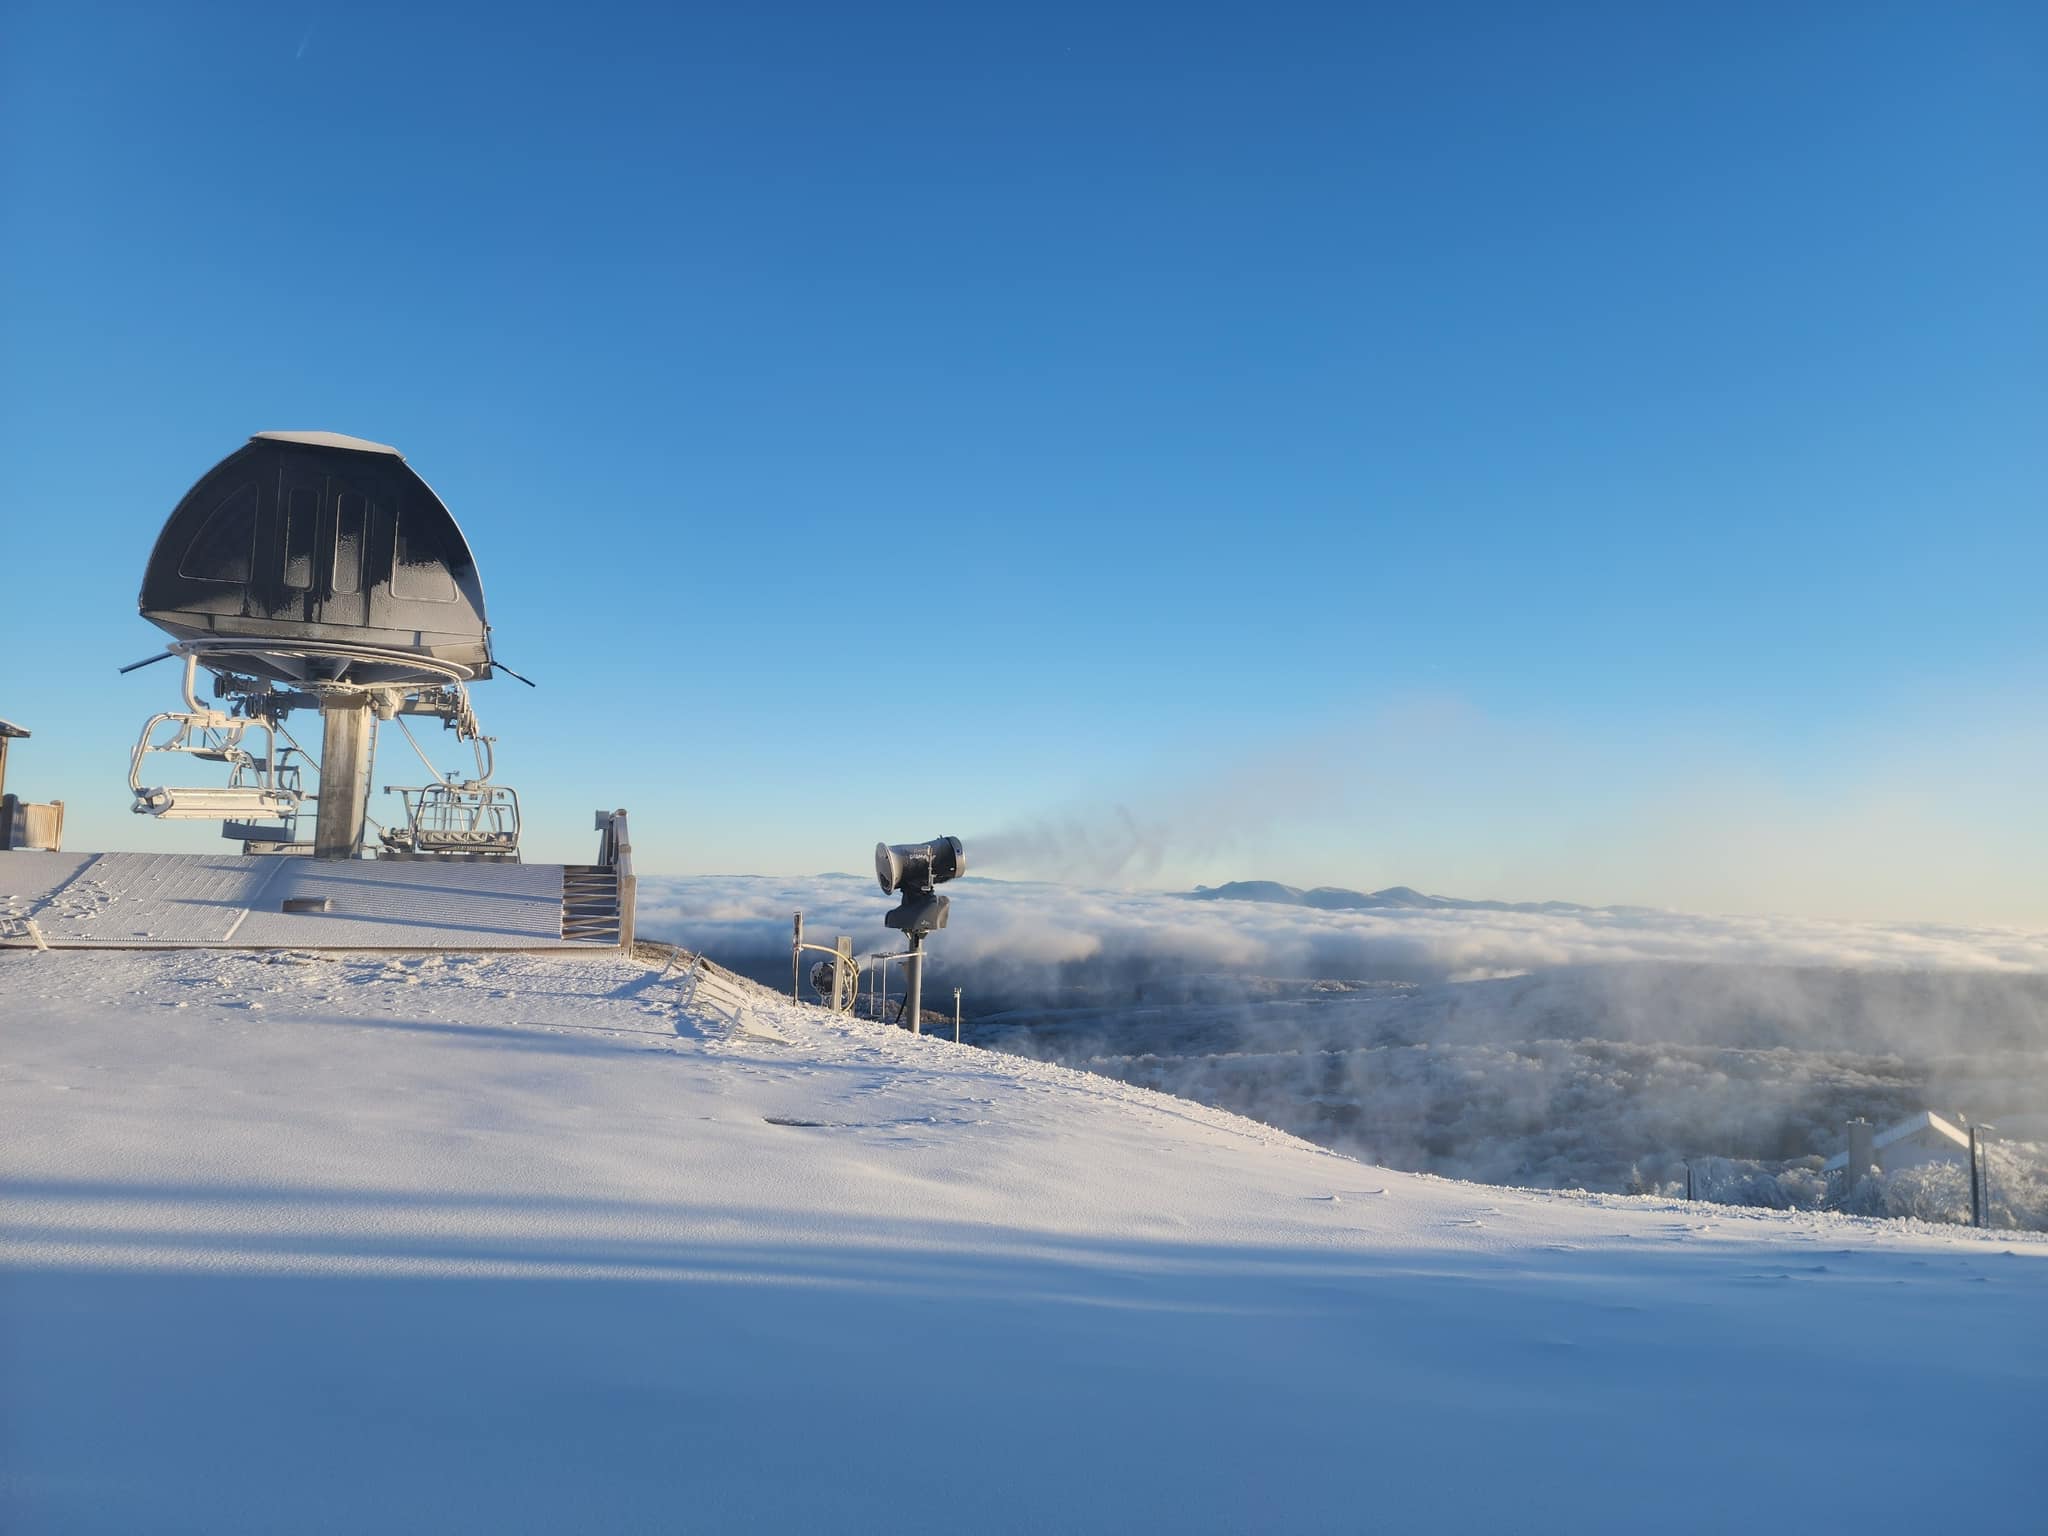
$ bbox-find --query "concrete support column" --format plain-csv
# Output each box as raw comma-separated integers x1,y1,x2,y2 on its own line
314,696,375,859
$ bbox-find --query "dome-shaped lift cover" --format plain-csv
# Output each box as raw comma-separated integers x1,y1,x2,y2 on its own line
139,432,493,686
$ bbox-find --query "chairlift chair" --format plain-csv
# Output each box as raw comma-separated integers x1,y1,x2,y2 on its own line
129,691,306,827
378,779,521,859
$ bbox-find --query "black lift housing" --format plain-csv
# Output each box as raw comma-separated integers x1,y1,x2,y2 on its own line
139,431,493,686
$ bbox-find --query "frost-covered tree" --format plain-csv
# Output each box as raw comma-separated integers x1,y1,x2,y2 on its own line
1878,1162,1972,1224
1843,1173,1889,1218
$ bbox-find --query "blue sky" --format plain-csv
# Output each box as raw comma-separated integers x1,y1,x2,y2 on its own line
2,2,2042,922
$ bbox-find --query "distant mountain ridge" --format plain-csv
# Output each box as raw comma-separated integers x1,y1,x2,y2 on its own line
1185,880,1639,915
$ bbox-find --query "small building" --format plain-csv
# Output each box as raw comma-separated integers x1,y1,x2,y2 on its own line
1824,1111,1971,1183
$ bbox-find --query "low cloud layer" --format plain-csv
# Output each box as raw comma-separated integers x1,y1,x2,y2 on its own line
640,873,2048,1001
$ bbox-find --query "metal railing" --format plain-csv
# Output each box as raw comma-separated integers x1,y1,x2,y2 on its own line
789,910,964,1038
596,808,636,949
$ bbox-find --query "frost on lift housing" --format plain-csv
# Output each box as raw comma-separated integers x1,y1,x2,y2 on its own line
138,430,494,688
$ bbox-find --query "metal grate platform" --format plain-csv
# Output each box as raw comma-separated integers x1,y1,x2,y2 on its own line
0,851,616,950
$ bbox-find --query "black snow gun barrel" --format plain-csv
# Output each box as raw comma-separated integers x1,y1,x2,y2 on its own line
876,836,965,936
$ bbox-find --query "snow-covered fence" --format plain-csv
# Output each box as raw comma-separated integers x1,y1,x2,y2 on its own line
0,794,64,851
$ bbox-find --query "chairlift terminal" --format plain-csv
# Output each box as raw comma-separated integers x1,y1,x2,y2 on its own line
126,432,522,862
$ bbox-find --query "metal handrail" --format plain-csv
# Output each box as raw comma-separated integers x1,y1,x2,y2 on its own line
595,809,635,948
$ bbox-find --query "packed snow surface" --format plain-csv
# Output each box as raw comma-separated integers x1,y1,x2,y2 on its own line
3,948,2042,1533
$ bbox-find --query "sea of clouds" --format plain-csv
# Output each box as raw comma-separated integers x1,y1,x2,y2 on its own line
638,872,2048,996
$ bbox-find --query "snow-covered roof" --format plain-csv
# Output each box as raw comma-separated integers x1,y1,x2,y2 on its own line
1824,1110,1970,1171
251,429,403,457
0,717,27,738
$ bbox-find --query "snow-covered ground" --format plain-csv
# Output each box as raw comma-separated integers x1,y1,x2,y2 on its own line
4,947,2042,1533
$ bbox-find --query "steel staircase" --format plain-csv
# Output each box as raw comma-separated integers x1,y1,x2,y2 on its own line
560,864,623,946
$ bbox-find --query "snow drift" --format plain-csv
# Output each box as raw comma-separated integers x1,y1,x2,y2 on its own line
4,945,2043,1533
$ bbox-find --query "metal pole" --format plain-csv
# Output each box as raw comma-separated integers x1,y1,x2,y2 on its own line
906,932,924,1036
313,695,375,859
953,987,962,1043
791,912,803,1000
1970,1125,1982,1228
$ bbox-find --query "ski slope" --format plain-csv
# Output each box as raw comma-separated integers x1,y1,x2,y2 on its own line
3,947,2042,1533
